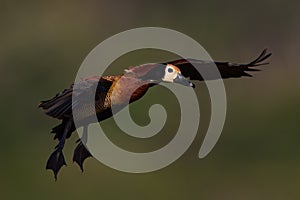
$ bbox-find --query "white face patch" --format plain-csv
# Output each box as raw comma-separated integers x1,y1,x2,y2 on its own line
162,64,180,82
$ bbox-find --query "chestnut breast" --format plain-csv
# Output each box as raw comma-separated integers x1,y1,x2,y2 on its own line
107,75,150,106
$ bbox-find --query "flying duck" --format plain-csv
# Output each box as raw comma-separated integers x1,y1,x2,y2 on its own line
39,49,271,179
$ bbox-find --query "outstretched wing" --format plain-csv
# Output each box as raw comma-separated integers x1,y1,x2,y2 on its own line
165,49,272,81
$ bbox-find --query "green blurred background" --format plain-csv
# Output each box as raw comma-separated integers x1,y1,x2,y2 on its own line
1,0,299,199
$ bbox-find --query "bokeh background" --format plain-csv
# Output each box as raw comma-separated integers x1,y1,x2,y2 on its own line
1,0,299,199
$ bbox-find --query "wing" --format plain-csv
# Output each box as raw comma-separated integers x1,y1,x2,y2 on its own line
39,76,115,120
165,49,272,81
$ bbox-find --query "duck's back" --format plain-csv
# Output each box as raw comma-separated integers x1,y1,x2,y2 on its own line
39,74,151,123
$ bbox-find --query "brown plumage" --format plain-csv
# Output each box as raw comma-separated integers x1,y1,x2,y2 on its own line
39,49,271,179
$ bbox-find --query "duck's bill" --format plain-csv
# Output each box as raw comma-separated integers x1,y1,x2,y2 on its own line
174,73,195,88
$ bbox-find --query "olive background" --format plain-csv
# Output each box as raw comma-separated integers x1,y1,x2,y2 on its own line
1,0,299,199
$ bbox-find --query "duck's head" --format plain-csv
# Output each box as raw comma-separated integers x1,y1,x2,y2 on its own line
125,63,195,88
162,64,194,87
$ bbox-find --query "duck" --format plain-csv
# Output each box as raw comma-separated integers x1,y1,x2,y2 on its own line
39,49,271,179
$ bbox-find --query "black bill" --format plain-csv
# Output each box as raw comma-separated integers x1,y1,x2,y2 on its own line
174,73,195,88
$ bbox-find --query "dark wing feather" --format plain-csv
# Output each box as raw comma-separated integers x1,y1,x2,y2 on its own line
166,49,272,81
39,76,114,120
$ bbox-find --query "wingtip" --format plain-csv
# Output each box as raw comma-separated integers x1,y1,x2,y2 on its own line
247,48,272,67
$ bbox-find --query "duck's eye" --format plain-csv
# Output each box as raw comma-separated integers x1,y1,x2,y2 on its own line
167,68,174,73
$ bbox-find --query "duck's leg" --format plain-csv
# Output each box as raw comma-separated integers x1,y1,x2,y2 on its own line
73,125,92,172
46,119,72,180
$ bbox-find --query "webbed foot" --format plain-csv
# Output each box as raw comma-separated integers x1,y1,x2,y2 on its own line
73,140,92,172
46,148,66,180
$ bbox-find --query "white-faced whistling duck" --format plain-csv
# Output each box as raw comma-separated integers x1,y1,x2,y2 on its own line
39,49,272,180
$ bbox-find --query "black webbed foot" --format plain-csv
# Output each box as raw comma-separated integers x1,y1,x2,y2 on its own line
46,148,66,180
73,140,92,172
46,119,72,180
